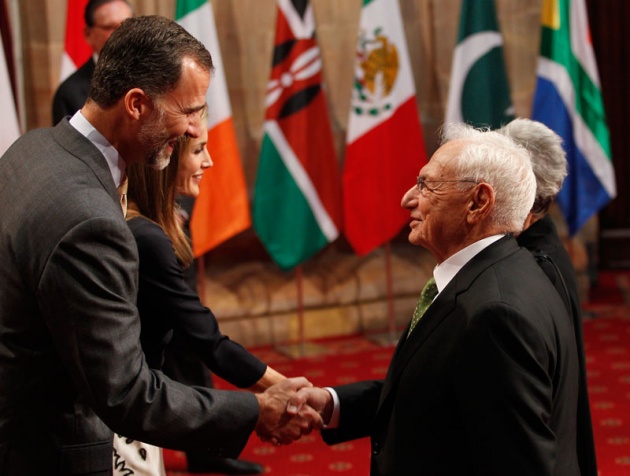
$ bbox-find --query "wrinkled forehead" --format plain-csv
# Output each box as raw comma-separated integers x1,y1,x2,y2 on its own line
421,140,464,178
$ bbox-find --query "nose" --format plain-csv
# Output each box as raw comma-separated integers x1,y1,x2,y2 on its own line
401,184,418,209
202,149,213,169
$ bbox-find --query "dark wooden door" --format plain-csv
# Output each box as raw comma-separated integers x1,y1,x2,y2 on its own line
587,0,630,268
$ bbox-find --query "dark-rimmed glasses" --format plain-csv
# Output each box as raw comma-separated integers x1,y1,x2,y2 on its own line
416,177,478,194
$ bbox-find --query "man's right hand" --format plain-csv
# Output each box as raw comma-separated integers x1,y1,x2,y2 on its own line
254,377,323,445
289,386,334,425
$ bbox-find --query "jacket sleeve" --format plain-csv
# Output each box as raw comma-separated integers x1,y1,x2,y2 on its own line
321,380,383,445
454,302,556,475
38,215,259,456
133,219,266,388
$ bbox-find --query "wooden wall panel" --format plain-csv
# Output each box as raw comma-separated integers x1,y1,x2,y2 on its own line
586,0,630,268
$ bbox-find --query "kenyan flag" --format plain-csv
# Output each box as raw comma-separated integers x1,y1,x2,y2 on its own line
253,0,341,270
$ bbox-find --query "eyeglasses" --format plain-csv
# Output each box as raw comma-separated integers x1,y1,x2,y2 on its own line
416,177,478,194
92,23,122,32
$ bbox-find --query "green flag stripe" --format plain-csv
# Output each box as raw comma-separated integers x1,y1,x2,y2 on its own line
253,134,329,269
461,48,513,128
457,0,500,42
447,31,503,123
175,0,207,20
539,26,611,159
264,121,338,242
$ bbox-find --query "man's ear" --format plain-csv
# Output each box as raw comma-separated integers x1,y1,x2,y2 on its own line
467,183,494,224
123,88,150,120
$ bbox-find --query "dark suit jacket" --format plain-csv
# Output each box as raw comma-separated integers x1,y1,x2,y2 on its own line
0,120,258,475
52,57,95,125
323,236,580,475
518,215,597,476
128,216,266,387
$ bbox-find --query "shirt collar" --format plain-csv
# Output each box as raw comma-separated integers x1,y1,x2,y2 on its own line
69,110,126,187
433,234,505,294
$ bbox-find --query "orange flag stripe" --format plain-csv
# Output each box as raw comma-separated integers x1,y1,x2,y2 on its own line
190,118,251,257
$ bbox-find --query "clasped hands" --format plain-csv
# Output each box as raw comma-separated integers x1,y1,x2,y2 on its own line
254,377,333,446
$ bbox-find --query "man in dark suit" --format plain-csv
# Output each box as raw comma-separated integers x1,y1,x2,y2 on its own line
55,4,268,474
500,118,597,476
0,16,318,475
52,0,133,125
295,125,581,475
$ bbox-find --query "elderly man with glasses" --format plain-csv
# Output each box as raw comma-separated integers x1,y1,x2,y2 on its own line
292,123,581,476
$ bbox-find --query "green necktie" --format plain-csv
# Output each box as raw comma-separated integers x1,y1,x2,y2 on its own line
408,277,438,336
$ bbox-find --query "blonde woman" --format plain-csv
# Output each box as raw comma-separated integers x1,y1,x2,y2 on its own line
114,109,283,475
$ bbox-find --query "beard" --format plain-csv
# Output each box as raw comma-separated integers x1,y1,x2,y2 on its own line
138,104,173,171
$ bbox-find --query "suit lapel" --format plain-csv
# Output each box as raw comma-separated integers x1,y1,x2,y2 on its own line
377,236,521,412
378,288,456,408
51,118,120,205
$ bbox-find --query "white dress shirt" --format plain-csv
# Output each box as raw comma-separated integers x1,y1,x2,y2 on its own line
324,234,506,428
69,110,126,187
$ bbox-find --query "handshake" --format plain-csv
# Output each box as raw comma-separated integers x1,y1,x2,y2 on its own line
254,377,333,446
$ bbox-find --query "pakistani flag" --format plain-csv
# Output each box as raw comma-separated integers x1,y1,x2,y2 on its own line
532,0,615,235
253,0,342,270
445,0,514,128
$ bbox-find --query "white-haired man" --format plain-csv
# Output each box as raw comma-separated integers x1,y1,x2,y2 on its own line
294,125,580,475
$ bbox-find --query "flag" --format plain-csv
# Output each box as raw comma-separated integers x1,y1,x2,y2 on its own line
0,29,19,155
445,0,514,128
343,0,427,256
176,0,252,257
532,0,615,235
60,0,91,81
253,0,342,270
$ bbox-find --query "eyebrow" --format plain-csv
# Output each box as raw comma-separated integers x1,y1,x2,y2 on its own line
183,104,206,115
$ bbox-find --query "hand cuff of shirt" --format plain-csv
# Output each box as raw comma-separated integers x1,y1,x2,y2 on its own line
323,387,340,429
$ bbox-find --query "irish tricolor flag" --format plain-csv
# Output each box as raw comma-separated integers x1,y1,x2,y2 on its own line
532,0,616,235
176,0,252,257
253,0,341,270
445,0,514,128
60,0,90,81
343,0,427,256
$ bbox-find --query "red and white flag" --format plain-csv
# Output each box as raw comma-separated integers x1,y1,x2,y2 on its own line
60,0,90,81
343,0,427,255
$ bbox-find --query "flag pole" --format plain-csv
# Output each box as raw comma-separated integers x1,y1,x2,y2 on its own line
296,264,305,357
384,242,396,343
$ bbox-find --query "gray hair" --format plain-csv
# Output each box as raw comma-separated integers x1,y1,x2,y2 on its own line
498,118,567,215
441,122,536,233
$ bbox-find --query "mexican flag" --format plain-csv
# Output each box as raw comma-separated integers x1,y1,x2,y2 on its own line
343,0,427,256
532,0,615,235
445,0,514,128
60,0,90,81
176,0,252,257
253,0,341,270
